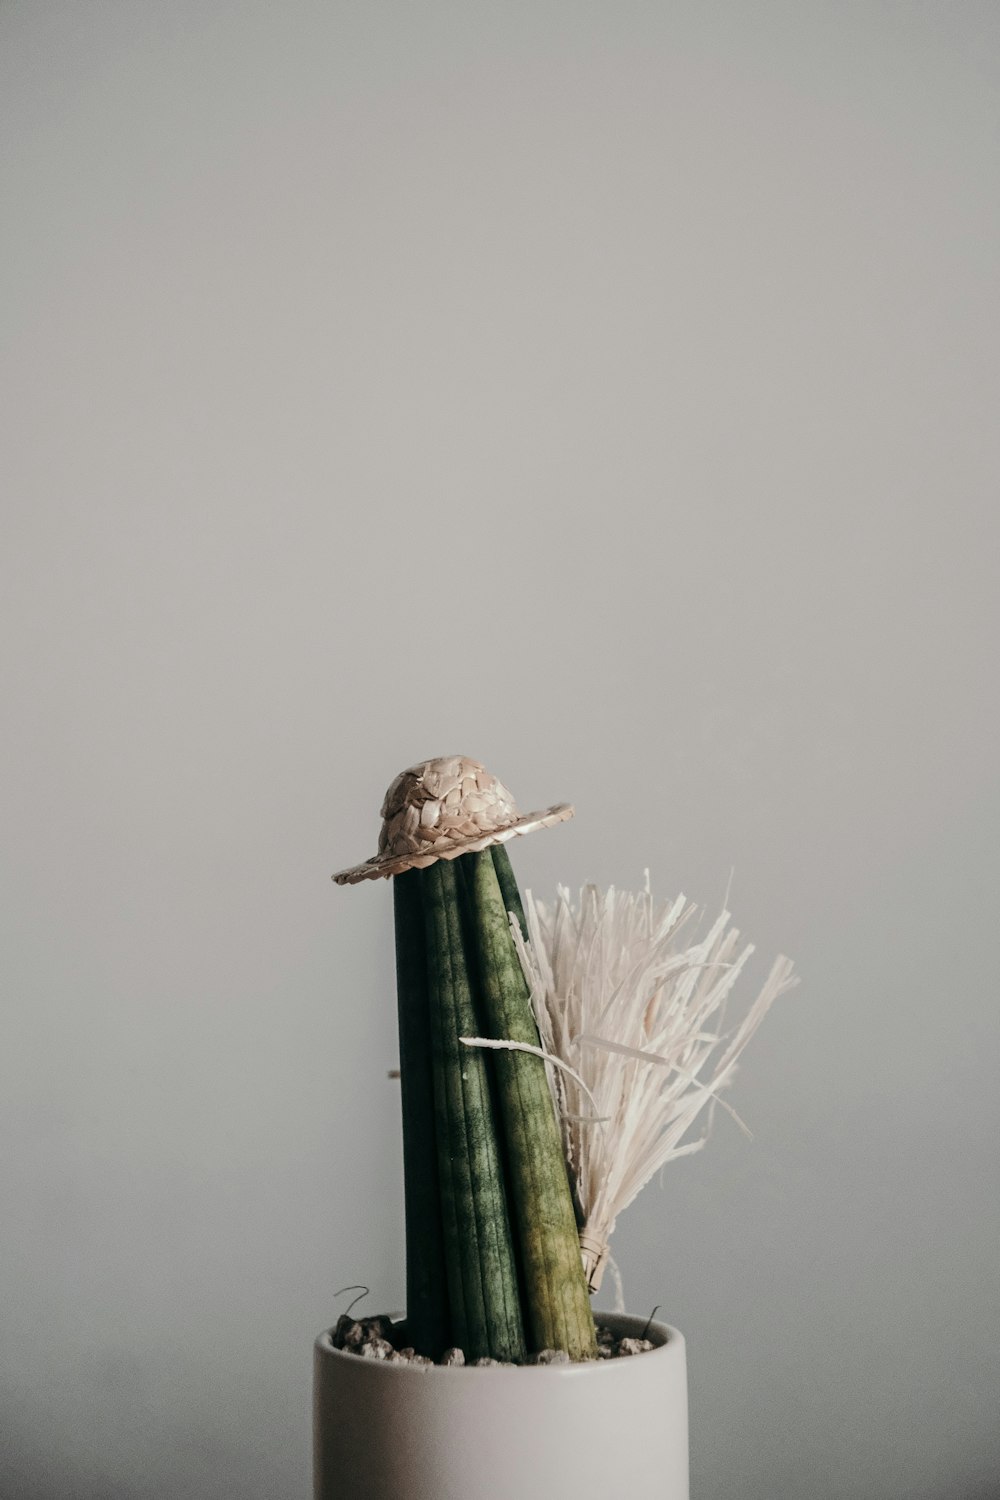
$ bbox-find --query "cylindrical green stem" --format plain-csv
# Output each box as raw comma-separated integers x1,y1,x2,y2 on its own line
491,844,527,940
392,871,451,1359
464,849,597,1360
422,858,526,1363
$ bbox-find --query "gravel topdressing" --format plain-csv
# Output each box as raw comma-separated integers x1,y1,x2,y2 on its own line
330,1314,655,1366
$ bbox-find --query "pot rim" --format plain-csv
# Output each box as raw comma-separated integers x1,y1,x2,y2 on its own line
314,1311,683,1379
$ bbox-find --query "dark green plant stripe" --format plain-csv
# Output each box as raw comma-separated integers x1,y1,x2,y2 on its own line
392,871,451,1359
465,849,597,1360
491,844,528,941
421,859,526,1364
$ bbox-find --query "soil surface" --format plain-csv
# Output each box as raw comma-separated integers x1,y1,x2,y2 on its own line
330,1314,655,1366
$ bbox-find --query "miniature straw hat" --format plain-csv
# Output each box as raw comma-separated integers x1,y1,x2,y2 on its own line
332,755,574,885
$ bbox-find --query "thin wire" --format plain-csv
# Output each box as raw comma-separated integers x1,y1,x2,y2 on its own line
332,1284,370,1318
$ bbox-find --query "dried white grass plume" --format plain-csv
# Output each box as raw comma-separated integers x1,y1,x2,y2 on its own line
510,875,798,1294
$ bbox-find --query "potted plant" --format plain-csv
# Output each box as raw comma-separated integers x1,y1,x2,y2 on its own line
317,756,795,1500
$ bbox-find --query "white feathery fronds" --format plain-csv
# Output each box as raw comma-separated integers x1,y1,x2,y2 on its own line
510,875,797,1293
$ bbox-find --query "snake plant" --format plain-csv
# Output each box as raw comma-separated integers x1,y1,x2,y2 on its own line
394,845,595,1362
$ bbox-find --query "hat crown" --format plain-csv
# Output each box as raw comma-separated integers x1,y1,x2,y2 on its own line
378,755,520,859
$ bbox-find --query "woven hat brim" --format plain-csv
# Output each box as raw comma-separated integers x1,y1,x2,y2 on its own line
332,803,574,886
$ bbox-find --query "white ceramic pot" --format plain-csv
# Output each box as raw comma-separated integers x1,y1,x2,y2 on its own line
313,1312,688,1500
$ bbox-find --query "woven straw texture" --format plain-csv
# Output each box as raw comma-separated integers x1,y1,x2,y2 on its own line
332,755,573,885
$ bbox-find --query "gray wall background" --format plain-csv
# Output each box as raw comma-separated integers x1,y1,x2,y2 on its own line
2,4,998,1497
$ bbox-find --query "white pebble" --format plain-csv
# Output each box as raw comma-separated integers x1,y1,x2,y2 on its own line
357,1336,394,1360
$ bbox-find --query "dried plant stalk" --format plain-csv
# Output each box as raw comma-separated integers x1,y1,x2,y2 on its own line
511,878,798,1292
